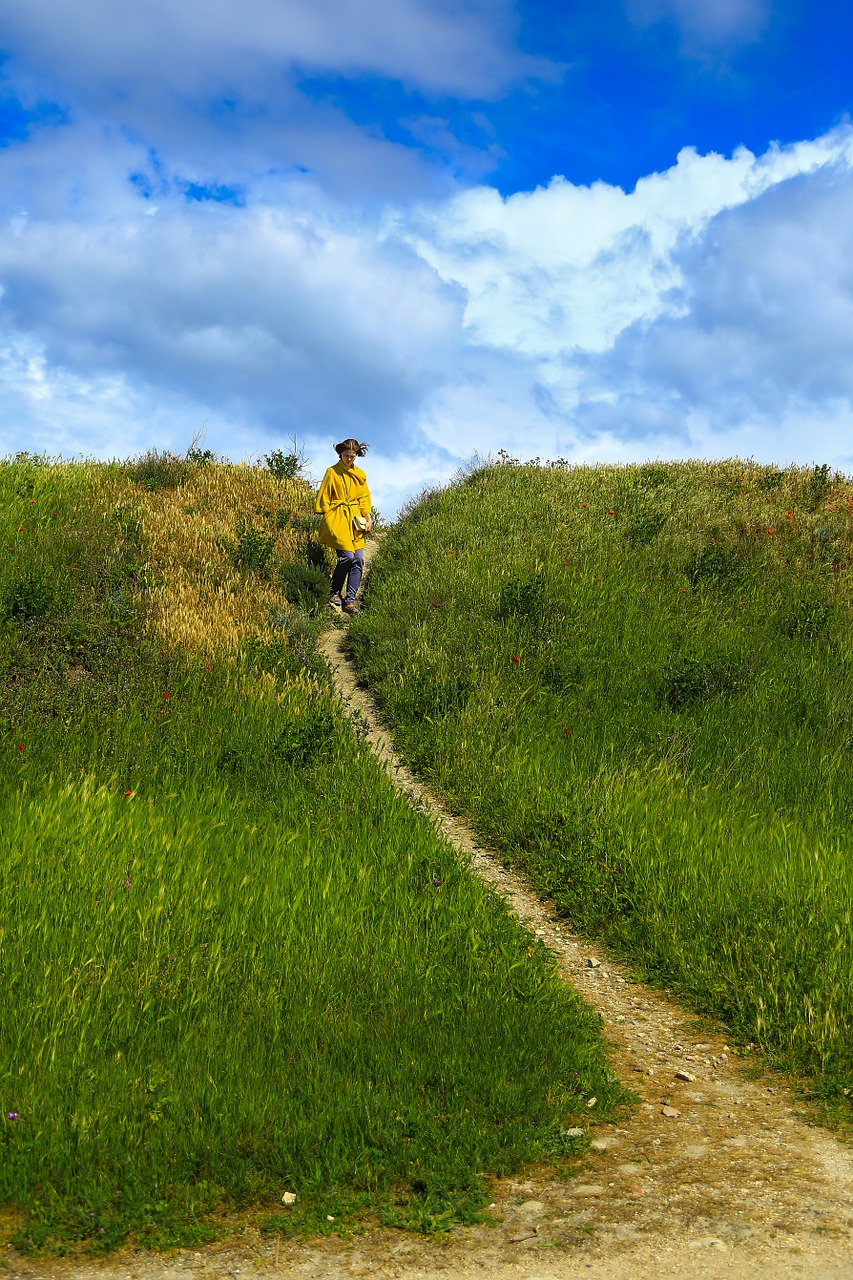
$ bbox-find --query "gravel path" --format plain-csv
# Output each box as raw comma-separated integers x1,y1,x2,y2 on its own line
16,533,853,1280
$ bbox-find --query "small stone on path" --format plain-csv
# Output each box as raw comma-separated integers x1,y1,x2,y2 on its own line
661,1105,682,1118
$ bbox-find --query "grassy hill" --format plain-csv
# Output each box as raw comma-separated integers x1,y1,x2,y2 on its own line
0,451,625,1255
351,456,853,1116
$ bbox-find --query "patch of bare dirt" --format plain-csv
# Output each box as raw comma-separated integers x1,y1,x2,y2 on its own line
16,533,853,1280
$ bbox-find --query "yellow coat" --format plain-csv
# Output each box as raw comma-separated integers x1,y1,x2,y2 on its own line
315,462,372,552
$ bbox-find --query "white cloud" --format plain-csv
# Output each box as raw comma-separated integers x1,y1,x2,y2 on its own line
1,0,550,109
5,123,853,520
393,130,853,361
627,0,770,47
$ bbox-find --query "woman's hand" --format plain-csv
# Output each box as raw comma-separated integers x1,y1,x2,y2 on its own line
365,515,373,533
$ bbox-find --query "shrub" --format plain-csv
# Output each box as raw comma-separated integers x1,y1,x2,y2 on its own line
659,654,749,712
226,520,278,576
624,509,666,547
128,449,193,491
1,571,55,620
277,562,328,616
265,449,301,480
687,543,744,588
496,572,545,622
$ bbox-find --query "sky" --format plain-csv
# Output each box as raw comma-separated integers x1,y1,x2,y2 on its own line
1,0,853,519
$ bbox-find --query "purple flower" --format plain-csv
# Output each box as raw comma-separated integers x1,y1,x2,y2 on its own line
7,1112,19,1120
433,877,440,887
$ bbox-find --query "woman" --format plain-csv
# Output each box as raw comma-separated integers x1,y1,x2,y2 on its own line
315,438,373,615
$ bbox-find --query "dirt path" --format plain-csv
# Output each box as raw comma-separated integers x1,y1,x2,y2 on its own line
19,533,853,1280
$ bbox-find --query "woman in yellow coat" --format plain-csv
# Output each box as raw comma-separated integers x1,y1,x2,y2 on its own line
315,438,373,615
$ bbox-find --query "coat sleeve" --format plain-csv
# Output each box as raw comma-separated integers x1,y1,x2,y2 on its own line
315,469,336,515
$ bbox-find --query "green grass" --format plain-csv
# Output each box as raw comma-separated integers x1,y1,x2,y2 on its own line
0,454,626,1255
350,456,853,1115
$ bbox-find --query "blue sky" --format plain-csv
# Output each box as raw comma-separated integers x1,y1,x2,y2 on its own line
1,0,853,518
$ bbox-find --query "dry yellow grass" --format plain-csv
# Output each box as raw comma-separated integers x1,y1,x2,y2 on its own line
115,463,317,659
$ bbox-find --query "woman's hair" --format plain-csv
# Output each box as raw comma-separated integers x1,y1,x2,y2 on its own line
334,438,369,458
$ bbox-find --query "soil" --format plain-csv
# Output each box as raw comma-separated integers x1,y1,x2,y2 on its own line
14,532,853,1280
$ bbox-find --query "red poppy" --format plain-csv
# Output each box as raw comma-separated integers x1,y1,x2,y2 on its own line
767,528,774,534
17,745,23,751
164,693,170,700
609,509,615,515
582,503,588,508
512,654,520,663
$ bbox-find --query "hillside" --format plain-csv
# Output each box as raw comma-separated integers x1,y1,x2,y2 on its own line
0,451,625,1254
350,456,853,1115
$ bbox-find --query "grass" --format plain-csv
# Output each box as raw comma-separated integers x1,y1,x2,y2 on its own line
349,455,853,1118
0,450,627,1256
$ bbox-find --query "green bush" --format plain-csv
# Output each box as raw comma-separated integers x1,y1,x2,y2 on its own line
277,561,328,616
128,449,193,491
1,570,56,621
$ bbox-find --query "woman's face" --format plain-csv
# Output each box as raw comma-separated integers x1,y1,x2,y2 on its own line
341,449,357,468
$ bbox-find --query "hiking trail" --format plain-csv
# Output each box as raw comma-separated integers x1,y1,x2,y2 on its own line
22,531,853,1280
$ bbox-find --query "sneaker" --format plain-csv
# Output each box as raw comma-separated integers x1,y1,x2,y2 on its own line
329,592,342,608
341,601,358,615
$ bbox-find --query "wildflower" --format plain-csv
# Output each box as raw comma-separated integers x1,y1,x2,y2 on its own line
609,508,615,515
449,548,455,554
17,745,23,751
682,588,688,593
512,654,520,663
18,526,23,532
582,503,588,508
433,877,440,887
164,693,170,700
6,1113,18,1121
564,728,571,735
767,528,774,534
125,790,133,797
786,511,792,519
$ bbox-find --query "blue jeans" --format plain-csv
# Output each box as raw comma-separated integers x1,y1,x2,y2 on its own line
330,548,363,605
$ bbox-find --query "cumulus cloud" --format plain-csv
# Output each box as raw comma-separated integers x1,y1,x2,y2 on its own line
5,119,853,517
0,197,462,446
0,0,560,204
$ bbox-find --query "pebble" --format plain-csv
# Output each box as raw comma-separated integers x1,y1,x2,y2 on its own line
563,1127,586,1139
586,957,602,968
688,1236,728,1251
518,1200,545,1215
661,1105,682,1118
590,1137,613,1151
281,1191,297,1206
675,1069,697,1082
573,1185,605,1197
